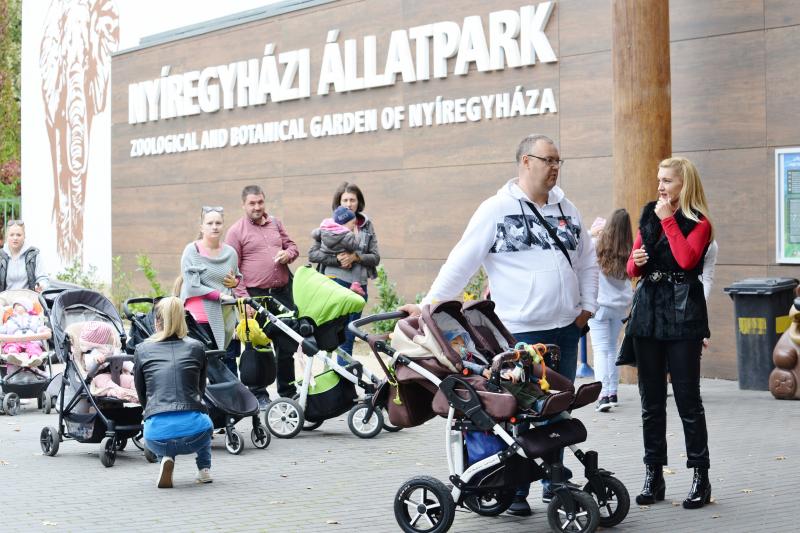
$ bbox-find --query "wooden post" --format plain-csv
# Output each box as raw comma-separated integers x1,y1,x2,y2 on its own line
612,0,671,383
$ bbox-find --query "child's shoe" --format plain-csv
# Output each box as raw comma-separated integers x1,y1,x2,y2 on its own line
196,468,213,484
596,396,612,412
6,353,22,366
349,281,366,296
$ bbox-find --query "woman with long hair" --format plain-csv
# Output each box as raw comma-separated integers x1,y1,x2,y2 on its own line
134,297,213,488
589,208,633,412
627,157,714,509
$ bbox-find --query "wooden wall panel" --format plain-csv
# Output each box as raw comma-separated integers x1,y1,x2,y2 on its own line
671,31,766,152
558,0,611,57
558,51,612,158
558,156,614,225
670,0,764,41
765,0,800,28
766,26,800,146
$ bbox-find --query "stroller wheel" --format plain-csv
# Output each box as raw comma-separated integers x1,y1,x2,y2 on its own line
302,420,323,431
463,489,515,516
42,392,52,414
132,433,145,451
394,475,455,533
40,426,60,456
348,403,383,439
583,475,630,528
225,429,244,454
144,447,158,463
2,393,20,416
265,398,304,439
250,425,271,449
546,489,600,533
381,407,402,433
100,438,117,468
114,438,128,451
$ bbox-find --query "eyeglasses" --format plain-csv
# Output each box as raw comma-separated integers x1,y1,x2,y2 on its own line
201,206,224,214
5,219,24,227
527,154,564,167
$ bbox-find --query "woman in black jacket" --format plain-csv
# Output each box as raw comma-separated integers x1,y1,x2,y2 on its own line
627,157,713,509
134,297,213,489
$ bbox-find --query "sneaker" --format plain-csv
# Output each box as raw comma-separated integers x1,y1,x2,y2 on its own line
157,457,174,489
257,396,270,411
596,396,612,412
542,481,581,503
506,495,532,516
196,468,213,484
608,394,619,407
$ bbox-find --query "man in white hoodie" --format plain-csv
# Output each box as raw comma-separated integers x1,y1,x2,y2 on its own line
402,134,599,515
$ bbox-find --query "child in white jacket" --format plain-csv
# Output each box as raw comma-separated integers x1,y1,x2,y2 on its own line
588,210,634,412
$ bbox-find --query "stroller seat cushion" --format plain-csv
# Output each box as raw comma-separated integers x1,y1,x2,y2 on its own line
518,419,587,458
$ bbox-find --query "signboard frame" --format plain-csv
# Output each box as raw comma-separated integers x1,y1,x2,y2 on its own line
776,147,800,264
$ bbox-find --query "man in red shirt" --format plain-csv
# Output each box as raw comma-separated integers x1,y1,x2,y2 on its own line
226,185,299,407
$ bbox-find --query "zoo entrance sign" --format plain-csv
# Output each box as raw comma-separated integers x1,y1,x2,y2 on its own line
127,2,558,158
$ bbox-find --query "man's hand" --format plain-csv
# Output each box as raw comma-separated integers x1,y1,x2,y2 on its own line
574,309,593,330
337,251,358,269
222,270,238,288
274,250,291,264
399,303,422,317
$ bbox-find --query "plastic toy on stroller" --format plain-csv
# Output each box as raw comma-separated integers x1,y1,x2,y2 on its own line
122,297,271,455
247,265,392,439
0,289,56,415
40,289,153,467
350,300,630,533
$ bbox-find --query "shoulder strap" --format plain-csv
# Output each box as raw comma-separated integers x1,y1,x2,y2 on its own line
522,200,573,268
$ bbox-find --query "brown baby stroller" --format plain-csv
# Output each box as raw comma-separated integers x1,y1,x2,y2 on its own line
351,300,629,533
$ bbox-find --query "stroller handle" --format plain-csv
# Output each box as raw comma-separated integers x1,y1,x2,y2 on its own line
348,311,408,341
122,297,157,320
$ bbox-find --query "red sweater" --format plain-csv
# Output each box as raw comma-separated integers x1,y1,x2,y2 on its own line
627,216,711,278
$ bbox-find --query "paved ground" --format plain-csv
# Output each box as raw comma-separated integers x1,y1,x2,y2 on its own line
1,357,798,533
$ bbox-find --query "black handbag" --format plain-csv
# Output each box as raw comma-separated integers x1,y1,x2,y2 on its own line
615,332,636,367
237,300,276,387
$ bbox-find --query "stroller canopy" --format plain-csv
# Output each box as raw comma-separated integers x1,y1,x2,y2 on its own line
292,265,365,325
50,290,125,362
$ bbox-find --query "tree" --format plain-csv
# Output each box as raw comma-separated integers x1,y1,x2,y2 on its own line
0,0,22,198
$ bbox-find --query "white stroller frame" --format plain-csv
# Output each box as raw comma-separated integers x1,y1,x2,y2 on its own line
246,297,389,439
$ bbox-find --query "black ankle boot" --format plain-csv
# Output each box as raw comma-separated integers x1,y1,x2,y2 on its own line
635,464,665,505
682,467,711,509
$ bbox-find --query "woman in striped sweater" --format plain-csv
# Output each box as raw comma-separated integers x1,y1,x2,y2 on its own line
180,206,241,351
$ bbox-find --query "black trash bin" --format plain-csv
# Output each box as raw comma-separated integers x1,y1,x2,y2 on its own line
724,278,799,390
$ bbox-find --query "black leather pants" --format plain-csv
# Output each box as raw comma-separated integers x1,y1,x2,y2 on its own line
634,337,710,469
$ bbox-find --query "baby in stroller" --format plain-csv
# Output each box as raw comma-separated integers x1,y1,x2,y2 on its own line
1,300,49,367
78,321,138,403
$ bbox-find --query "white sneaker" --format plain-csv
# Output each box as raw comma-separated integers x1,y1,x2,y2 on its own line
157,457,174,488
196,468,213,484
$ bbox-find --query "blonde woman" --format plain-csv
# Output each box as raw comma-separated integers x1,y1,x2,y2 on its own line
133,297,213,488
627,157,713,510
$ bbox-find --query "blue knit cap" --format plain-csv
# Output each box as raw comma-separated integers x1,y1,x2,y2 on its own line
333,206,356,225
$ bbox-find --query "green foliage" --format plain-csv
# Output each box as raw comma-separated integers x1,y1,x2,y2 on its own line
110,256,134,311
136,254,165,297
370,265,405,334
56,260,104,291
0,0,22,169
463,267,487,301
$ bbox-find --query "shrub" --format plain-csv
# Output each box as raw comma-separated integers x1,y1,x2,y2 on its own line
370,265,405,334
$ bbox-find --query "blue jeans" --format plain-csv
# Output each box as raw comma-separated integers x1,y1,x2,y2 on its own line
330,277,367,365
513,323,581,497
145,428,213,470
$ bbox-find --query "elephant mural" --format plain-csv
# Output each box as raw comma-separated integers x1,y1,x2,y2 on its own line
39,0,119,262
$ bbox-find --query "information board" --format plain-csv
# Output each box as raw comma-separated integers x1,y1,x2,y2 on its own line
776,147,800,263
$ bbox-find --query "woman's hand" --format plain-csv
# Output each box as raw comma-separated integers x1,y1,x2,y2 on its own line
632,246,649,267
337,251,358,269
222,270,238,288
654,198,674,220
219,294,235,303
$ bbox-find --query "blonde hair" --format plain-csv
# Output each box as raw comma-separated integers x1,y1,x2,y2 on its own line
172,275,183,297
659,157,714,240
148,296,188,342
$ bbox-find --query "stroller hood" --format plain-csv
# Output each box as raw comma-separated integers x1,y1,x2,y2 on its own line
292,265,365,325
461,300,517,354
50,290,125,362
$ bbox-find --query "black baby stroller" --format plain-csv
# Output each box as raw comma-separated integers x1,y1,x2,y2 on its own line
123,297,270,454
351,301,630,533
0,289,58,415
40,289,152,467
